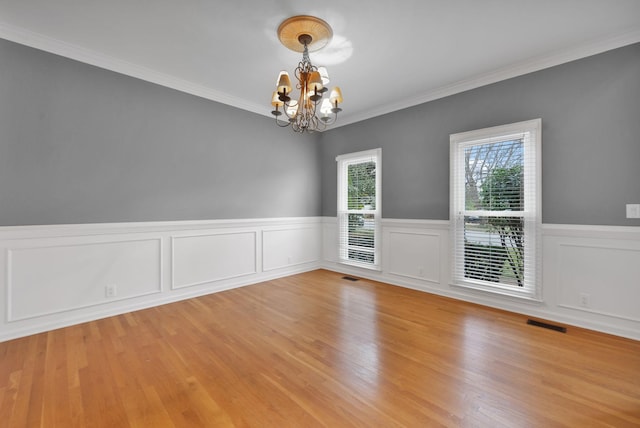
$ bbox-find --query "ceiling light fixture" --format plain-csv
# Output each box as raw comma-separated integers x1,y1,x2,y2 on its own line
271,15,343,133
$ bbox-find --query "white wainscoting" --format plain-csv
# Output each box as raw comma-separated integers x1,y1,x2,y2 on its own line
3,217,638,341
0,217,322,342
322,217,640,341
543,225,640,336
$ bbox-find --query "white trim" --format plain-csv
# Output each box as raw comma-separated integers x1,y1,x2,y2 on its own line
335,148,382,162
449,281,543,303
0,216,323,239
450,118,542,144
381,218,450,229
558,304,640,324
543,223,640,239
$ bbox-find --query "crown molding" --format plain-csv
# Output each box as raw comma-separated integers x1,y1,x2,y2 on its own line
2,22,639,129
0,22,268,118
334,28,640,129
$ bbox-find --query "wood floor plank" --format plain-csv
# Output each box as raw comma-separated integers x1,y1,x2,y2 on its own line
0,269,639,427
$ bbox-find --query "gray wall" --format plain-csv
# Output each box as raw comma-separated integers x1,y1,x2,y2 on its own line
320,43,640,226
0,39,321,226
2,38,639,227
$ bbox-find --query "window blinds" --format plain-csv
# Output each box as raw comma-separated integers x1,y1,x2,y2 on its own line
336,149,381,270
450,120,541,299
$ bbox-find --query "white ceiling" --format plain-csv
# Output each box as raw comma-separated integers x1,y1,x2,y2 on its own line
1,1,640,128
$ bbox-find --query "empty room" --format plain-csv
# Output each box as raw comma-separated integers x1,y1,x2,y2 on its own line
1,1,639,427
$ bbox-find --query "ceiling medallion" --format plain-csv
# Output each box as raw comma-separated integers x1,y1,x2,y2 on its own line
270,15,343,133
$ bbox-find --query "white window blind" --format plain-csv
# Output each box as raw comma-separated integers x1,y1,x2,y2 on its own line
336,148,381,270
450,119,541,300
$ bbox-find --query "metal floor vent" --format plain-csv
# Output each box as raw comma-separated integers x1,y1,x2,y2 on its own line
342,276,360,282
527,318,567,333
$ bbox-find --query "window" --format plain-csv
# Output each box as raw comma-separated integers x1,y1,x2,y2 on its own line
337,148,381,270
450,119,541,300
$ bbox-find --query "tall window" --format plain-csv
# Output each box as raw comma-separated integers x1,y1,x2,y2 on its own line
337,148,381,270
450,119,541,300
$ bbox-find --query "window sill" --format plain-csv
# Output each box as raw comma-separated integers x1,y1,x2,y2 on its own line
339,260,381,272
450,280,542,303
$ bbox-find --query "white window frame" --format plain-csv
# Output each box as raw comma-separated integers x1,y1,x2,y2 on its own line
450,119,541,300
336,148,382,270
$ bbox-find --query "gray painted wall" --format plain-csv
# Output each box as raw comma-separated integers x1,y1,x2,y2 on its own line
0,39,321,226
2,38,639,227
320,43,640,226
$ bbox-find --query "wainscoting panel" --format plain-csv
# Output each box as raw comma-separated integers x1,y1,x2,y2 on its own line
262,226,320,271
556,242,640,322
7,237,162,321
322,219,339,264
385,230,440,283
172,231,257,289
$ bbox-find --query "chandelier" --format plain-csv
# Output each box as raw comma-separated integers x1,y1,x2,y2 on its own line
270,16,343,133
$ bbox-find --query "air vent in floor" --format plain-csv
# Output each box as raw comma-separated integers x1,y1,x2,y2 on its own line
527,318,567,333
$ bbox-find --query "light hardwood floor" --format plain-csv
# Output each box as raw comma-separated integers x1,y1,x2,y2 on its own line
1,269,639,427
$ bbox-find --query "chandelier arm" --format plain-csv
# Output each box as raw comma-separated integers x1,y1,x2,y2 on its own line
281,102,292,120
275,116,291,127
322,113,337,126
